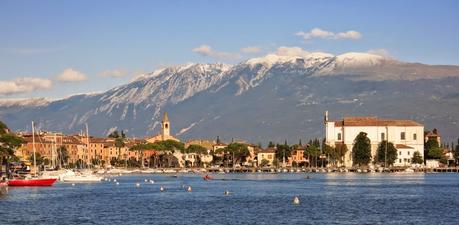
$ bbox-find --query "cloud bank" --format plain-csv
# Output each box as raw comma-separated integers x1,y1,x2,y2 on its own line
296,28,362,41
0,77,53,96
57,68,87,82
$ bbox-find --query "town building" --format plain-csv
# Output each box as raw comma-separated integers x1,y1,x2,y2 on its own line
289,146,307,166
146,112,180,143
257,148,276,167
324,111,424,168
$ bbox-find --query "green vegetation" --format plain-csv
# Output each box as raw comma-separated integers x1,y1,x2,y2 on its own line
352,132,372,167
216,143,249,164
275,142,291,161
0,121,24,172
376,141,398,166
130,140,185,152
412,151,424,164
454,138,459,165
184,144,208,154
260,159,269,167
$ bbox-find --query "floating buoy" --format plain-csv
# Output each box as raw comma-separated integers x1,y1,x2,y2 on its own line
187,186,192,192
71,183,75,186
119,173,122,176
293,196,300,205
224,190,231,196
104,178,108,181
113,179,117,182
160,186,164,192
144,179,148,182
136,183,140,187
116,182,120,185
181,184,185,189
108,179,111,182
150,180,154,184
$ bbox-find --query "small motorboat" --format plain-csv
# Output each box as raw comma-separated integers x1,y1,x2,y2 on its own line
203,174,213,181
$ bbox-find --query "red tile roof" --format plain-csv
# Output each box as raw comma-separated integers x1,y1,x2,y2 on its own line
395,144,414,149
334,117,422,127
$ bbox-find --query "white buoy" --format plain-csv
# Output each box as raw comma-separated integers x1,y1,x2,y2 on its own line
224,190,231,196
160,186,164,192
108,179,111,182
72,183,75,186
187,186,192,192
144,179,148,182
181,184,185,189
136,183,140,187
119,173,122,176
116,182,120,185
150,180,154,184
293,196,300,205
104,178,108,181
113,179,117,182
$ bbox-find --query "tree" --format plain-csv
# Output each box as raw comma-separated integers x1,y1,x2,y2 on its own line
304,144,320,167
275,143,291,161
260,159,269,167
352,132,372,167
335,144,348,165
184,144,208,154
268,141,275,148
108,130,126,139
427,146,444,160
0,121,24,173
29,152,45,166
323,144,337,166
425,139,439,159
453,138,459,165
376,141,398,166
412,151,424,164
217,143,249,165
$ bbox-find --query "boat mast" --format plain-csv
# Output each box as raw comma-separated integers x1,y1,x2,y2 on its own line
86,123,90,168
32,121,37,176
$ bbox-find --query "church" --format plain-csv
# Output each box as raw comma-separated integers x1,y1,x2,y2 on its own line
146,112,180,143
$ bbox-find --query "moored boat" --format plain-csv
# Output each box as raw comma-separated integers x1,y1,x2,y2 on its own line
8,178,57,186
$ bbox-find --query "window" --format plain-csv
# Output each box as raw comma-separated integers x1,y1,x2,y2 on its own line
381,133,385,141
399,151,402,155
401,132,406,140
337,133,342,141
399,159,402,163
408,151,410,155
413,133,417,140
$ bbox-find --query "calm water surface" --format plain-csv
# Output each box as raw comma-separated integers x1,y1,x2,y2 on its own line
1,173,458,225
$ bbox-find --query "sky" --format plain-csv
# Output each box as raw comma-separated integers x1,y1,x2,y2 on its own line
0,0,458,99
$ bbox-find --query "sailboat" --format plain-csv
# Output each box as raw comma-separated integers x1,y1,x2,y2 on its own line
61,124,103,182
8,121,57,186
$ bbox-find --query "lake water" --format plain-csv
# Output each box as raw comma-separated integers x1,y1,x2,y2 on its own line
1,173,458,225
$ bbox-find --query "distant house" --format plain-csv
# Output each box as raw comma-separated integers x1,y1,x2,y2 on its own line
324,111,424,168
289,146,307,166
424,128,441,144
257,148,276,167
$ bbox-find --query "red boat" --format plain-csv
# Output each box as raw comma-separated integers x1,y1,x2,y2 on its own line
8,178,57,186
203,174,213,181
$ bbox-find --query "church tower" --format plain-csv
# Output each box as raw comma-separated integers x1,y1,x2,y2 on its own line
161,112,170,137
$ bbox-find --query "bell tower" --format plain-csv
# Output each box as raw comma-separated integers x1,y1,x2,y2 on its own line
161,112,170,137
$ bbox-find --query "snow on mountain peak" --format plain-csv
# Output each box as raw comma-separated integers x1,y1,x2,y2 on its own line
335,52,385,68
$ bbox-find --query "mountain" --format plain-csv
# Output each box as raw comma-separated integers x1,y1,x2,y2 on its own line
1,52,459,144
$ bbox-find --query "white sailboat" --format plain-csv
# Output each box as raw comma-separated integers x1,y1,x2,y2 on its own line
61,124,103,182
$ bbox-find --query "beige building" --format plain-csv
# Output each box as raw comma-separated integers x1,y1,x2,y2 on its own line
257,148,276,167
146,112,180,143
324,112,424,168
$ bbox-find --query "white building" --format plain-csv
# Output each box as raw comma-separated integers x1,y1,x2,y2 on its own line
324,112,424,168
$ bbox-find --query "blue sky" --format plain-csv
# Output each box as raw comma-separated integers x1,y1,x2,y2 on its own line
0,0,458,99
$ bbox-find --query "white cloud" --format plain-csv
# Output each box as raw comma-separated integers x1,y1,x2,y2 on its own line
296,28,362,41
367,49,392,59
274,46,310,57
57,68,87,82
240,46,261,54
99,69,127,78
0,77,52,96
192,44,241,60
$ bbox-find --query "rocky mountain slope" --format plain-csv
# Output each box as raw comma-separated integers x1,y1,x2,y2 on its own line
1,52,459,144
